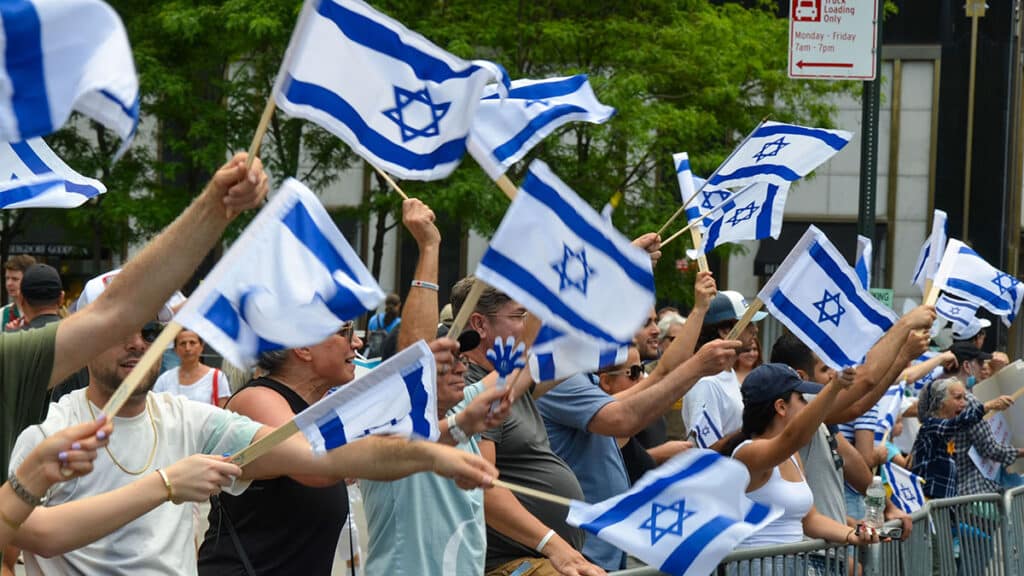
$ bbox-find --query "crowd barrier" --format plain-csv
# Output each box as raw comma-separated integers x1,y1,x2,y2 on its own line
611,487,1024,576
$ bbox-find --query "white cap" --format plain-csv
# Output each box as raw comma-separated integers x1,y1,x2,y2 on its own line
953,317,991,341
73,269,185,322
705,290,768,325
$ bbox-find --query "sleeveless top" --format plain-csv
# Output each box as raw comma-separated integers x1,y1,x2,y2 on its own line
197,378,349,575
733,439,814,548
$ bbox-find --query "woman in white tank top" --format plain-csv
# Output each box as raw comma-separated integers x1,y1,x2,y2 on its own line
728,363,880,548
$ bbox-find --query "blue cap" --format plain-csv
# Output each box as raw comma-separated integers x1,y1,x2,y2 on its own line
742,363,824,405
705,291,769,325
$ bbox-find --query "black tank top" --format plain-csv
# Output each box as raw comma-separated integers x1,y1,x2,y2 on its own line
198,378,349,575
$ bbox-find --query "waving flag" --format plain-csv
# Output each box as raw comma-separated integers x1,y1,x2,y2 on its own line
273,0,507,180
757,226,898,370
695,182,788,254
567,450,780,576
907,351,943,392
528,324,628,382
691,408,724,449
935,293,979,334
932,239,1023,326
911,210,948,294
873,382,905,442
0,138,105,208
855,235,872,290
883,461,926,513
294,340,438,452
468,75,614,180
673,152,733,236
704,121,852,189
0,0,138,151
175,178,384,368
476,160,655,344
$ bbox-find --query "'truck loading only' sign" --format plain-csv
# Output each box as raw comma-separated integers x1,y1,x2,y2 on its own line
788,0,878,80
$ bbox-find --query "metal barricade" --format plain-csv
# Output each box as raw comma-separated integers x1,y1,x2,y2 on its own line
1005,487,1024,576
867,509,932,576
905,494,1007,576
610,538,861,576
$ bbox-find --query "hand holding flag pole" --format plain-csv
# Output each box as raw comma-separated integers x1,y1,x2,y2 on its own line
725,298,764,341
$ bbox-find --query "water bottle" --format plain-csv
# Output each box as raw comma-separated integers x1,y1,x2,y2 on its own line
863,475,886,530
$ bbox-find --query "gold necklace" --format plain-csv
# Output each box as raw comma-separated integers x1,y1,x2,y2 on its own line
86,395,159,476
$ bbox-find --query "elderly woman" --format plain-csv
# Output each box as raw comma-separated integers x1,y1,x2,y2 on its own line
657,312,686,357
911,377,1016,498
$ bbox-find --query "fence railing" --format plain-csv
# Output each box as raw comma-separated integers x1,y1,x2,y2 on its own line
612,489,1024,576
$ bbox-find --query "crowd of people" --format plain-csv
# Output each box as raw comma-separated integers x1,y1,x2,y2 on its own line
0,155,1021,576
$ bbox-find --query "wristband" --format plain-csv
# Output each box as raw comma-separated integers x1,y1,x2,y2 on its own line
536,528,556,553
155,469,174,503
447,414,470,444
8,474,43,507
410,279,440,292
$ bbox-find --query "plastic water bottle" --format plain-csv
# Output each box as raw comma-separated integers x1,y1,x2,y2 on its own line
863,476,886,530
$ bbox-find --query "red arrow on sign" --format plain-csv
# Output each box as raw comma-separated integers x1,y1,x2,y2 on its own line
797,61,854,69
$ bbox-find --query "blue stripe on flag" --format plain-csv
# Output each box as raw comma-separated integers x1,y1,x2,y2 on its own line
536,352,555,381
754,124,849,150
708,164,801,186
316,0,480,82
521,169,656,288
912,244,929,284
809,242,894,331
676,157,690,173
479,249,621,343
1,1,52,137
703,410,722,443
10,141,50,175
63,181,103,199
754,184,779,238
282,76,469,172
685,206,702,223
946,278,1012,312
578,452,719,535
492,104,589,162
598,348,619,370
401,364,432,438
481,75,589,101
317,414,348,451
770,290,858,367
206,295,241,339
98,90,140,135
660,515,736,575
0,180,60,207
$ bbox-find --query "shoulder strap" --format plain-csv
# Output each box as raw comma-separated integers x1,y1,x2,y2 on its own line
385,316,401,333
210,495,257,576
211,369,220,406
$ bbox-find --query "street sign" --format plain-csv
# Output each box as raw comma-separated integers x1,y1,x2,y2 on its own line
788,0,878,80
869,288,893,309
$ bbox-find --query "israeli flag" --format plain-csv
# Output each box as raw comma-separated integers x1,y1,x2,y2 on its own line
528,324,627,382
935,293,979,334
468,75,615,180
883,461,926,513
691,408,724,449
0,0,138,151
757,225,899,370
567,450,781,576
910,210,948,294
273,0,508,180
696,182,788,254
175,178,384,368
855,235,872,290
933,239,1023,326
673,152,732,236
873,382,905,443
704,121,852,189
0,138,105,208
294,340,439,453
476,159,655,344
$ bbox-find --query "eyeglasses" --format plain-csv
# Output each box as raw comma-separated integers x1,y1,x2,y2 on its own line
337,322,355,342
606,364,644,381
488,311,529,321
140,322,164,344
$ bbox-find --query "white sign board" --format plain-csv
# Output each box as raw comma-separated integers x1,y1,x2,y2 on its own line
972,360,1024,475
788,0,878,80
969,412,1010,482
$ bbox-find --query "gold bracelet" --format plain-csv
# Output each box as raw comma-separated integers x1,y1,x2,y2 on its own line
0,508,21,531
155,469,174,503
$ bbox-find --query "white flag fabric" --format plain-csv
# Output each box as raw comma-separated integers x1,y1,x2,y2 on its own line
882,461,926,514
691,407,724,449
935,293,979,335
468,75,615,180
757,225,899,370
873,382,905,442
175,178,384,368
855,234,872,290
528,324,628,382
294,340,439,453
696,182,788,254
673,152,732,236
0,138,105,208
476,159,655,344
933,239,1023,326
273,0,507,180
910,210,948,294
566,450,781,576
0,0,138,150
704,121,852,189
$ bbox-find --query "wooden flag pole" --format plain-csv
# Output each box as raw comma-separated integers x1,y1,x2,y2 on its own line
230,420,300,467
494,174,518,200
102,322,183,417
493,479,572,506
725,298,764,341
447,280,487,342
369,163,410,201
661,181,760,251
247,98,277,170
923,281,940,307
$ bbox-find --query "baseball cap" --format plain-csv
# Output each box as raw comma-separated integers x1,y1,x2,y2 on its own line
742,363,824,405
948,341,992,364
20,264,62,303
73,269,185,322
705,290,768,325
953,317,991,341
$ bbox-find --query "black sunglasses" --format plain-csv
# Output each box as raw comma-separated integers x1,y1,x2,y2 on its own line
140,322,164,344
607,364,644,381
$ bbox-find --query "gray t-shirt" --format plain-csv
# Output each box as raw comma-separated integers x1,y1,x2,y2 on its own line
462,363,585,571
797,425,847,524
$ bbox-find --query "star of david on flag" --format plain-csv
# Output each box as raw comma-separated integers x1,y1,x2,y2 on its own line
910,210,948,295
468,75,615,180
690,182,789,254
935,293,979,334
476,159,655,345
882,461,926,513
272,0,508,180
756,225,898,370
691,407,724,449
566,450,781,576
855,235,872,290
0,138,106,209
703,121,852,190
932,239,1023,327
528,324,628,382
0,0,139,155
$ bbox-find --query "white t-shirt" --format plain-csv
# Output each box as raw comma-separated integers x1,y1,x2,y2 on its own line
682,369,744,445
153,367,231,406
10,390,262,576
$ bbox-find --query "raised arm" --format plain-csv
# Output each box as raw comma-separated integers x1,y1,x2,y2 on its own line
397,198,441,351
900,350,956,386
51,154,268,387
645,271,716,385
